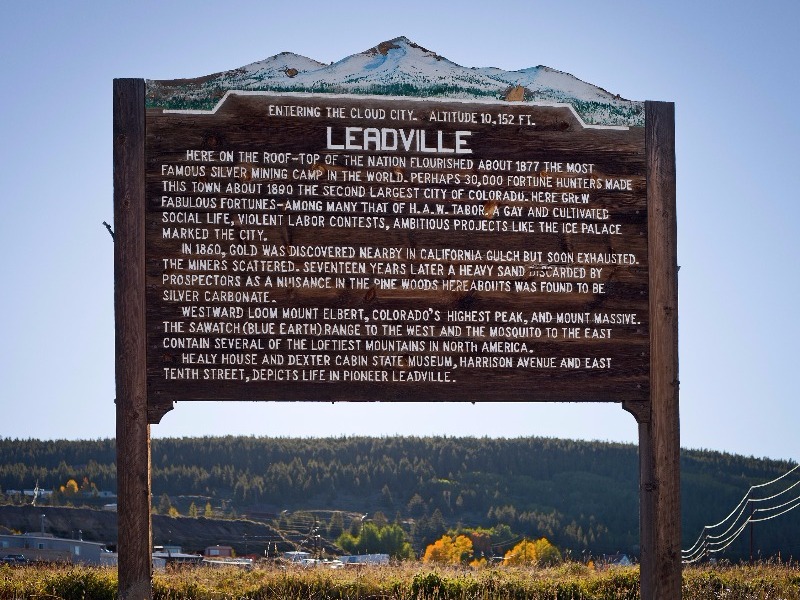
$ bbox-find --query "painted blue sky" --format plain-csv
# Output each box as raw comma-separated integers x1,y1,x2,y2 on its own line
1,1,798,461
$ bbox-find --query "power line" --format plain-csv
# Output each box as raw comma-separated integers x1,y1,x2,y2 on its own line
693,478,800,549
683,463,799,558
682,463,800,563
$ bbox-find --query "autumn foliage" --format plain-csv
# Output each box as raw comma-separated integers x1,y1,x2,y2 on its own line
504,538,562,567
422,534,474,565
423,533,562,569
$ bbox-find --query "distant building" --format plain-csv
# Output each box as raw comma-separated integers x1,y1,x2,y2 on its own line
283,550,311,562
3,489,53,499
203,546,253,569
202,557,253,569
0,533,111,565
600,553,633,567
204,545,234,558
153,545,202,565
23,489,54,499
339,554,390,565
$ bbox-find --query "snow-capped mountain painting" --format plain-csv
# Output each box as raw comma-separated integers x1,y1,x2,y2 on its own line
146,37,643,127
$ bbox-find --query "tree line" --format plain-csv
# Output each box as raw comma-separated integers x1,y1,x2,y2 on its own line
0,436,797,560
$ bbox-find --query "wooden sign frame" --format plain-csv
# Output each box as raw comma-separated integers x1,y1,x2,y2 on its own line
114,78,679,599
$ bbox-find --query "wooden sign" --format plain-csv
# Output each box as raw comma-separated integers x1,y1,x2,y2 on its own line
146,92,648,416
115,37,679,600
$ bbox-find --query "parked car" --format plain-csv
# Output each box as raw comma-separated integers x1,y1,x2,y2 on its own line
1,554,28,565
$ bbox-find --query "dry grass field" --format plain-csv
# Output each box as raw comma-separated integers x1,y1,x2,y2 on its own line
1,561,799,599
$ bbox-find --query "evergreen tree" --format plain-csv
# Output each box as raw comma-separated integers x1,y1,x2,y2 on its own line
2,436,797,561
327,512,344,539
158,493,172,515
348,515,363,537
372,511,389,528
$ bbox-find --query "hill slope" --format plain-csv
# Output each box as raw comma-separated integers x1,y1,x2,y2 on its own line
0,436,797,559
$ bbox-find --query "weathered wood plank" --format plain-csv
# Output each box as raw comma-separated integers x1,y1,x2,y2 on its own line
114,78,152,600
643,100,680,600
145,94,650,412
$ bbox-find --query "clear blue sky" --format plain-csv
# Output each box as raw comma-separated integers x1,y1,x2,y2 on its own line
1,1,798,462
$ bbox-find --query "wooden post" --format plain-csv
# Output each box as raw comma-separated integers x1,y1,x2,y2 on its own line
114,78,152,600
643,100,681,599
636,418,656,596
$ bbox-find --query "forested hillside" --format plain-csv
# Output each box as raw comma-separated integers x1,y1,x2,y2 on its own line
0,436,797,560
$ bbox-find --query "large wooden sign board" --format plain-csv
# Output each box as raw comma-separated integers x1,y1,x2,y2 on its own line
145,92,648,419
114,42,678,600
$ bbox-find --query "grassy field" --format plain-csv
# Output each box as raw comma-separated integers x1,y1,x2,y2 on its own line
1,562,799,599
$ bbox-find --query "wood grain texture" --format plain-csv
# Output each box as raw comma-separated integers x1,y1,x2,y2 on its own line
643,100,680,600
145,94,650,413
114,78,153,600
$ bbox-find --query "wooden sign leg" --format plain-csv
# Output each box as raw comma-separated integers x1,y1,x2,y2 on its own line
624,100,680,600
624,404,657,599
643,100,682,600
114,78,153,600
626,389,680,600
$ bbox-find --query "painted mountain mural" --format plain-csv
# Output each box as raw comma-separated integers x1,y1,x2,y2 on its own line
146,37,643,127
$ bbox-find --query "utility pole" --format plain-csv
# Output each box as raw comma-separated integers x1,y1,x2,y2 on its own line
749,502,755,564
